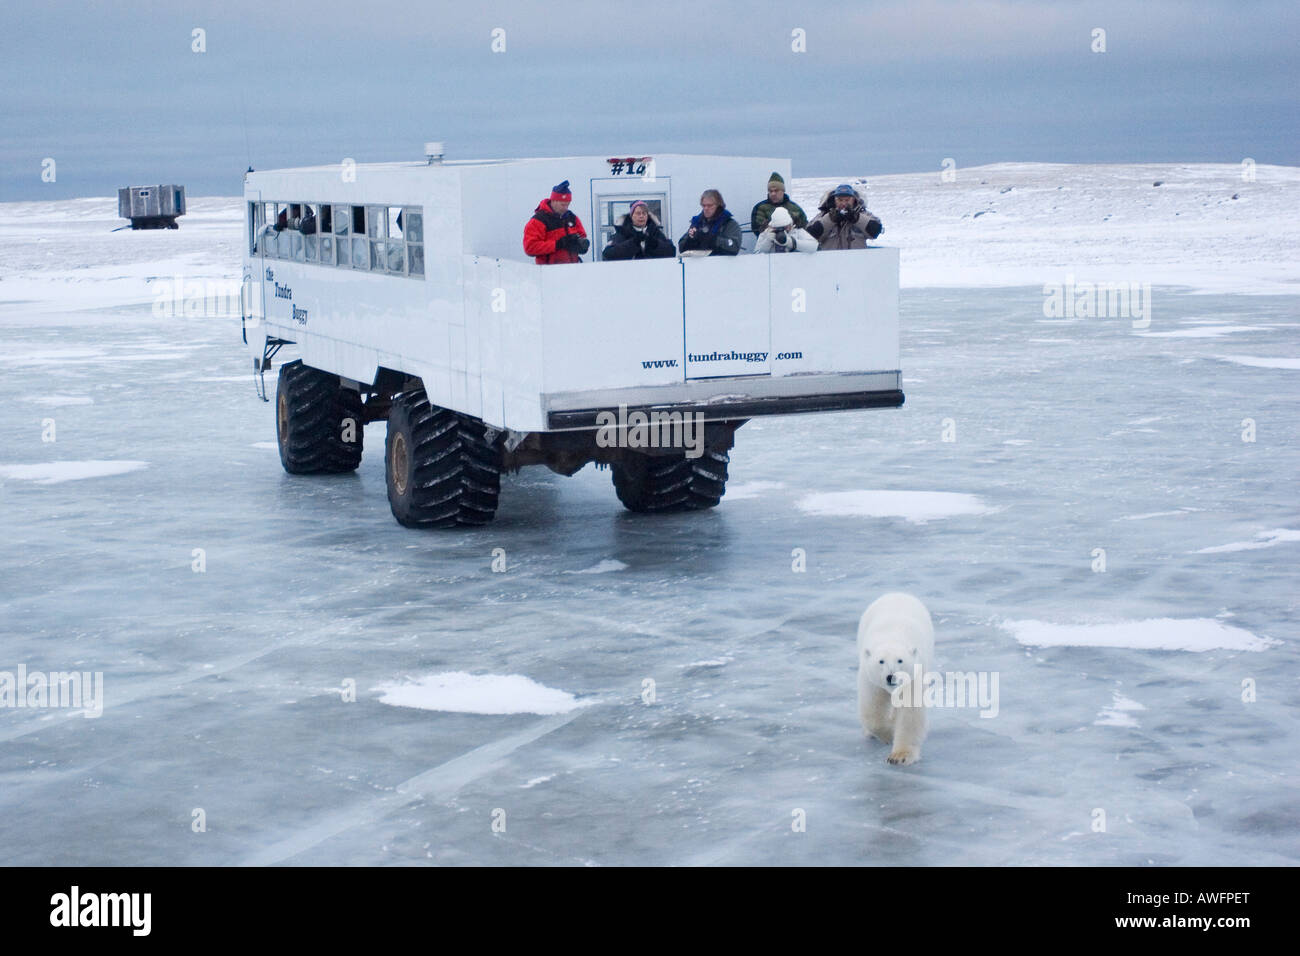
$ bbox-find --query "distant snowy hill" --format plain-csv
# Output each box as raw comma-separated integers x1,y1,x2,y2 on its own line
791,162,1300,294
2,163,1296,311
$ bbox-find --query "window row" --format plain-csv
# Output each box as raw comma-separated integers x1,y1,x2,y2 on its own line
249,202,424,278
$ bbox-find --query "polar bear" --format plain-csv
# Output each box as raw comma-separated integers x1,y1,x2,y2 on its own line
857,592,935,766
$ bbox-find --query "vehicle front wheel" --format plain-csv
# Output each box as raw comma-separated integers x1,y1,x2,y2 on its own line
275,360,364,474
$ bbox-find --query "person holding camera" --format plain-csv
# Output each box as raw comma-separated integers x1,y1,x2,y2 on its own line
677,189,741,257
754,206,817,254
806,184,883,250
601,201,676,260
523,180,590,264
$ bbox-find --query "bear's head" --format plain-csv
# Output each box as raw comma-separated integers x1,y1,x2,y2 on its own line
859,636,921,691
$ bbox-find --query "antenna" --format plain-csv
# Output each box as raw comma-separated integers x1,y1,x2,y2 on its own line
241,90,252,172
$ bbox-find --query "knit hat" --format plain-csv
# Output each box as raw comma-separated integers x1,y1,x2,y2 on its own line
770,207,794,228
832,183,856,198
550,180,572,203
768,172,785,187
629,200,648,214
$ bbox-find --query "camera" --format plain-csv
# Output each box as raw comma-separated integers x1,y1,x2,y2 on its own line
773,228,788,244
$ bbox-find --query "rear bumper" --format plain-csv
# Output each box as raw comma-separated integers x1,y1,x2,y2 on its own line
543,371,903,430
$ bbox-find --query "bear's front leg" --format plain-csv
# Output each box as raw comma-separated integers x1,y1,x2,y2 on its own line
887,698,927,765
860,683,895,743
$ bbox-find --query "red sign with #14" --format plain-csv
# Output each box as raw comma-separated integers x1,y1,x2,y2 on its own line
607,157,651,176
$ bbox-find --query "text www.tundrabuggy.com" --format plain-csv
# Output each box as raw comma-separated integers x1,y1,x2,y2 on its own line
1114,915,1250,930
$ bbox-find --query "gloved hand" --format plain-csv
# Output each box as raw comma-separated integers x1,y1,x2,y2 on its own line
865,219,883,239
557,234,588,253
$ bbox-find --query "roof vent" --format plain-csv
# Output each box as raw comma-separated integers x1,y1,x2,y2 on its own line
424,142,445,165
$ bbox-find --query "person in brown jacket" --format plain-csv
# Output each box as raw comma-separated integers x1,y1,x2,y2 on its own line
806,184,883,250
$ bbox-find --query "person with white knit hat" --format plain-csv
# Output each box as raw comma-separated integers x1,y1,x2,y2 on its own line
754,205,818,254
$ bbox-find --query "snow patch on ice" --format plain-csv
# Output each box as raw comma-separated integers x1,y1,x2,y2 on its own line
724,480,786,500
372,672,588,715
1003,618,1278,652
681,657,733,669
565,559,627,574
1095,692,1146,727
1194,529,1300,553
796,489,995,523
250,441,278,450
21,394,94,406
1118,508,1202,520
521,774,555,789
1135,325,1261,338
0,460,148,484
1212,354,1300,370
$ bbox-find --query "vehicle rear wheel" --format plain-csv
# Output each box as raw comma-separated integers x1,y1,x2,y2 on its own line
275,360,364,474
610,450,729,512
385,390,502,528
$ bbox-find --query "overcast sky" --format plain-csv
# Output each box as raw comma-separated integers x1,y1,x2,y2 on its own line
2,0,1296,199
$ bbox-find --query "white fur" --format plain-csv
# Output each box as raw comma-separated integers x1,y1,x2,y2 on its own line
856,592,935,765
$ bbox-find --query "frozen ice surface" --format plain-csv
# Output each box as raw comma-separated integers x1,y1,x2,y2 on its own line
1,172,1299,866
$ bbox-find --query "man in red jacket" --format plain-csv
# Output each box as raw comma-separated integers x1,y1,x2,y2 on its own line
523,180,590,264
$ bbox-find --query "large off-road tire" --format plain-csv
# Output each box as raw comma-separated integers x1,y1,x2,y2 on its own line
276,360,364,474
385,390,502,528
611,450,729,513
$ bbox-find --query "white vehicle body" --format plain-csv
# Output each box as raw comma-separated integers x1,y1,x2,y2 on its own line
240,153,901,434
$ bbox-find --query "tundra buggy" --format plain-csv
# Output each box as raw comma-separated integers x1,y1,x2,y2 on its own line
240,149,902,528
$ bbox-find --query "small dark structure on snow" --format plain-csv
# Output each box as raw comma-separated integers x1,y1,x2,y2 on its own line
118,184,186,229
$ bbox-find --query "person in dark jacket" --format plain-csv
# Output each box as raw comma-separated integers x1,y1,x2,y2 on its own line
749,172,807,235
678,190,741,256
601,201,676,260
523,180,590,264
806,183,883,250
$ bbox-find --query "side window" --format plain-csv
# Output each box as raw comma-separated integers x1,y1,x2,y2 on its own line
404,209,422,243
248,201,263,255
276,216,289,259
261,202,275,257
386,240,405,274
268,203,285,258
303,204,318,262
405,207,423,277
264,199,424,276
